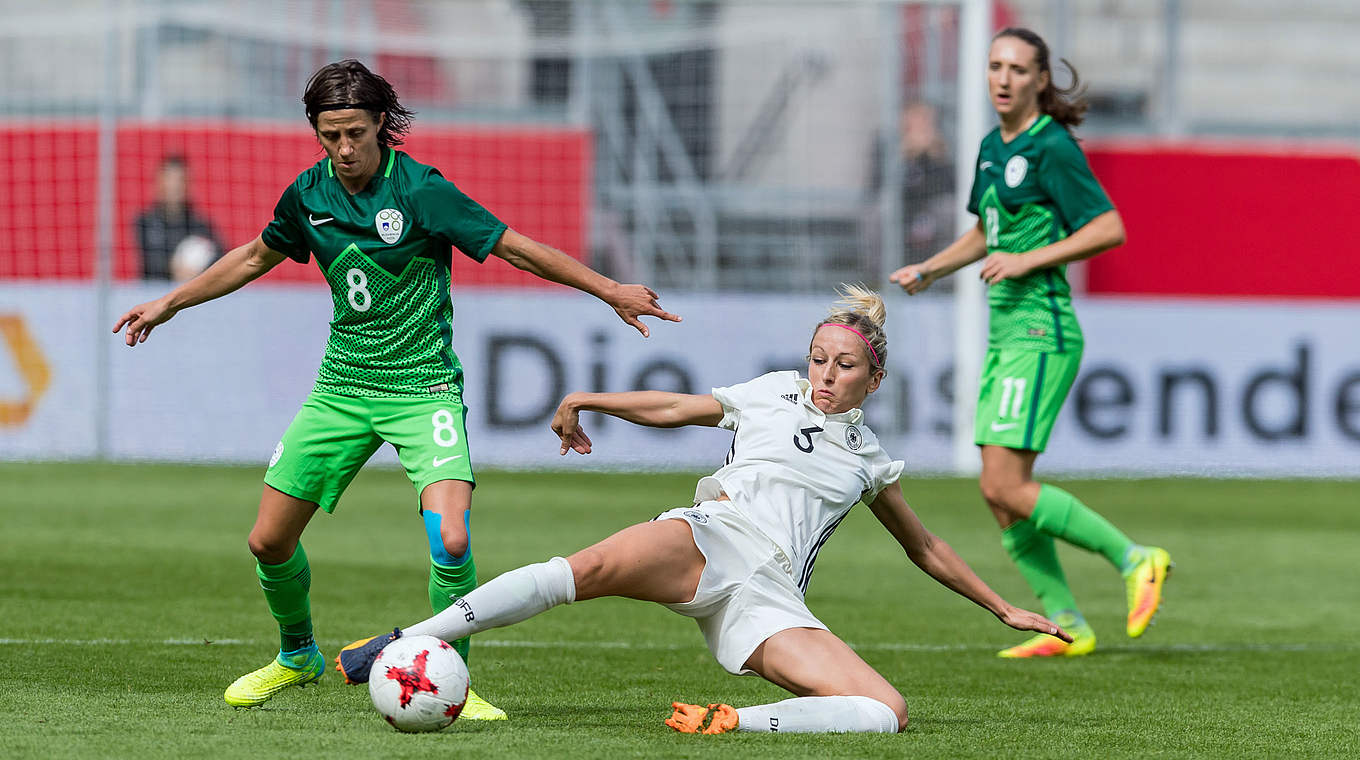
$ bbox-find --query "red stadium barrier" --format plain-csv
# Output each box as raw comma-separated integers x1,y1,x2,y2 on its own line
1085,141,1360,299
0,123,590,286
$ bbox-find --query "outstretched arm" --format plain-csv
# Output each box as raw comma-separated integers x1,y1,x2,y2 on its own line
889,219,989,295
551,391,724,455
866,481,1071,641
491,228,681,337
113,236,287,346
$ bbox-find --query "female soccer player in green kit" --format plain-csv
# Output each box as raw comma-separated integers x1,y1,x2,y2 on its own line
890,28,1171,658
114,60,680,713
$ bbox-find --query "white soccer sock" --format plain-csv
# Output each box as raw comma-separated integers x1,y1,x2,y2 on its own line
404,556,576,642
735,695,900,734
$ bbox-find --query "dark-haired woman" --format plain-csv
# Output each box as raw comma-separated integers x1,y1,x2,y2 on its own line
891,29,1171,658
114,59,680,712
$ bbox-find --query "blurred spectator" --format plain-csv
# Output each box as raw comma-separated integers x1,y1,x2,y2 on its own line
134,156,222,281
868,101,956,265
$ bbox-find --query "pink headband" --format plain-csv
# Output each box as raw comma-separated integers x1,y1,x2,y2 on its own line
818,322,881,367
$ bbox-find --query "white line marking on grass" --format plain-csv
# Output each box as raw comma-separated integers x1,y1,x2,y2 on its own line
0,638,1355,653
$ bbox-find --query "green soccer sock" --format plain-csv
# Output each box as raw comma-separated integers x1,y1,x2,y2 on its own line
429,554,477,663
1030,484,1137,572
1001,519,1082,622
256,544,315,656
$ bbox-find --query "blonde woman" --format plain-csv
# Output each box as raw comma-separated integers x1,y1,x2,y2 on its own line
335,286,1067,734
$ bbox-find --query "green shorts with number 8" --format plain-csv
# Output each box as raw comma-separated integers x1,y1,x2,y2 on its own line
974,348,1082,452
264,391,475,513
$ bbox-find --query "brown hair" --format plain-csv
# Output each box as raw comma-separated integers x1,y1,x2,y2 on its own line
303,59,415,146
813,284,888,371
993,27,1088,128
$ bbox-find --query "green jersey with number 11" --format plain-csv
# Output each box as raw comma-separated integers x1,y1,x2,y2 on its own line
261,146,506,400
967,114,1113,353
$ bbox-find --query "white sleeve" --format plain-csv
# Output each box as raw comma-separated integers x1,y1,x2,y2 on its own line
710,371,790,432
863,451,906,503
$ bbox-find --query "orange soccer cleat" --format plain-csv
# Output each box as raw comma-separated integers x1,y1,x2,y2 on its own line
666,702,739,734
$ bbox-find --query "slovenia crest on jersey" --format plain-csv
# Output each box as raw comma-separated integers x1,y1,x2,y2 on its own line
375,208,405,244
844,425,863,451
1004,155,1028,187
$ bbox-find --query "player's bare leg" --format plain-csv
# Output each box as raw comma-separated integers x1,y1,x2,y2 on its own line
567,518,705,604
339,518,705,684
978,445,1042,526
980,446,1097,655
669,627,905,733
416,479,504,719
226,487,325,707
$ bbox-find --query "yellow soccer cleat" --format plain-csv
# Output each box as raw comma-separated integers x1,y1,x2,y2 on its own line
666,702,738,734
1125,546,1173,638
998,624,1096,658
224,649,325,707
460,688,508,721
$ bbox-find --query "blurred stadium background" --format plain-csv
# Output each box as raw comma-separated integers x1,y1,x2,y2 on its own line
1,0,1358,476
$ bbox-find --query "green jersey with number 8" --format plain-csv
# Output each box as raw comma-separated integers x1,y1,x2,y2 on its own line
967,114,1113,353
261,146,506,400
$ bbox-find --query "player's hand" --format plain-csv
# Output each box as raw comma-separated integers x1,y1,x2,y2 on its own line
550,395,594,456
978,252,1035,285
607,284,681,338
889,264,934,295
113,297,178,346
998,606,1073,642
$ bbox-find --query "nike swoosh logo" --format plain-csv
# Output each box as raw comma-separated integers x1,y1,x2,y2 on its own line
432,455,463,467
979,161,994,170
308,214,334,226
990,422,1018,432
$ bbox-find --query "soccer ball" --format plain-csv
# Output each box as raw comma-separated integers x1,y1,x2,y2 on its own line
368,634,470,733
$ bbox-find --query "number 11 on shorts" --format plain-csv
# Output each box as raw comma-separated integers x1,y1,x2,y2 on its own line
997,376,1026,420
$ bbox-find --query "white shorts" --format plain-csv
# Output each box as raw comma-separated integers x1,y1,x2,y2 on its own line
655,501,828,675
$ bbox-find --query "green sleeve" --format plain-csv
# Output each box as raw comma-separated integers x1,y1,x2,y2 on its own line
260,183,310,264
1038,133,1113,234
408,167,507,263
966,146,984,216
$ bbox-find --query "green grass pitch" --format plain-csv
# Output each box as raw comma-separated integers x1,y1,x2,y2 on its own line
2,463,1357,759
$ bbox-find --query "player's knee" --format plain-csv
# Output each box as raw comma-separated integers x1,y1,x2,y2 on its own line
247,531,295,565
565,548,608,599
875,691,908,732
979,475,1025,515
855,691,908,732
436,531,469,563
977,475,1009,510
422,509,469,565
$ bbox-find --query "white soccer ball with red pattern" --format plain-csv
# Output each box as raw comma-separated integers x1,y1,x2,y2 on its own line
368,634,470,732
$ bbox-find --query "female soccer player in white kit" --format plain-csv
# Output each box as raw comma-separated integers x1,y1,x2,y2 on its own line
337,285,1068,733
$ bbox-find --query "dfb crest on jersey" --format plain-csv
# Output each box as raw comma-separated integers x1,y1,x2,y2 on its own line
376,208,405,244
844,425,863,451
1004,155,1028,187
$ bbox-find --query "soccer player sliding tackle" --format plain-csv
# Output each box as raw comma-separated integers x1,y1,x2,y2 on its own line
337,286,1069,733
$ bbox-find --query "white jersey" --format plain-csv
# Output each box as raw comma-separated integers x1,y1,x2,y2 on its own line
693,371,905,594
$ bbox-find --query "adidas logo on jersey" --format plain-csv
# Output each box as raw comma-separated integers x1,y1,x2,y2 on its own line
781,393,799,404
